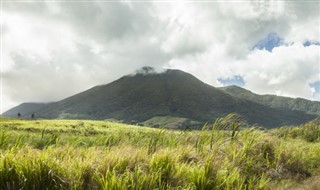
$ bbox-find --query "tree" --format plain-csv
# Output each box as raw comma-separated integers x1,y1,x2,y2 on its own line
17,113,21,118
31,113,35,119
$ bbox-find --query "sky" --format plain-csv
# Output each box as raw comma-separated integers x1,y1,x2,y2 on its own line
1,0,320,113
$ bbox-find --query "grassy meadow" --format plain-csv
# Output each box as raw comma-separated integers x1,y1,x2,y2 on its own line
0,116,320,190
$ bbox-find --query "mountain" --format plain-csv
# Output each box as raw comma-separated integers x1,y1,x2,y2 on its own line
220,85,320,115
2,102,51,118
2,69,318,128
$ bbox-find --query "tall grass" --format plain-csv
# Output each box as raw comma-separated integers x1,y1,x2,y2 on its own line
0,116,319,189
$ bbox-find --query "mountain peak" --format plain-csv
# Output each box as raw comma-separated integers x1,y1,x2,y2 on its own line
133,66,189,76
3,69,318,128
135,66,157,75
125,67,200,84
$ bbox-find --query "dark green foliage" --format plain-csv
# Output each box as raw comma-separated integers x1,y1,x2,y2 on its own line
273,119,320,142
148,130,165,154
35,129,59,149
3,103,50,118
0,156,69,190
0,157,21,190
220,85,320,116
0,131,10,149
3,69,317,128
150,153,175,187
189,158,217,190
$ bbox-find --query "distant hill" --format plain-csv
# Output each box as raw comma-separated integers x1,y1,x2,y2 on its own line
2,68,318,128
141,116,202,130
220,85,320,115
2,102,51,118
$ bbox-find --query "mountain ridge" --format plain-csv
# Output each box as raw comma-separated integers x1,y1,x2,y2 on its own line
219,85,320,115
2,69,319,128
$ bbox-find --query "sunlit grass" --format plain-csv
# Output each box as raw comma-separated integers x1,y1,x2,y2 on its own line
0,116,319,189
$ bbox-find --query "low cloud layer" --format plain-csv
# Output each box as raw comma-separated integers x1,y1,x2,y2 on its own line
1,1,319,113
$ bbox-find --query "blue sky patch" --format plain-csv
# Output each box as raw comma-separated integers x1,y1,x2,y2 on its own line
218,75,245,87
253,32,284,52
303,41,320,47
310,81,320,100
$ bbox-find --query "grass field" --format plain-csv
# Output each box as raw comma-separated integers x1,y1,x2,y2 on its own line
0,116,320,190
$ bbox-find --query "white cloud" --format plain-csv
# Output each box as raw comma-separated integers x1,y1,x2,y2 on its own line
239,43,319,99
163,1,319,99
1,1,319,113
3,11,76,57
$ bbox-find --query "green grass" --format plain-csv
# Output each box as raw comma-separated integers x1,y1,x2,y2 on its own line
0,116,320,189
142,116,202,129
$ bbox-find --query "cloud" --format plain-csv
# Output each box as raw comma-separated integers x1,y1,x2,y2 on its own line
164,1,319,98
239,43,319,99
1,1,319,113
2,2,169,112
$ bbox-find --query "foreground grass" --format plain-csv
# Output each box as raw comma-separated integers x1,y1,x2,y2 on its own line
0,117,320,189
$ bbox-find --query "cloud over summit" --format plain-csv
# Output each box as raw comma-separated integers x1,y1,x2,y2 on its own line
1,1,319,113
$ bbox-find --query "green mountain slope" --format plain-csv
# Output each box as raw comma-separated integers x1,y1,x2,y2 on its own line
220,85,320,116
33,69,244,121
2,69,317,128
2,102,51,118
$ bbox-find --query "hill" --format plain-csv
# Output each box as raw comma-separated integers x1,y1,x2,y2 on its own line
2,102,51,118
220,85,320,115
2,68,318,128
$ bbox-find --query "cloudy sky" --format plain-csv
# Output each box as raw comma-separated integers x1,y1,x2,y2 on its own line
1,0,320,113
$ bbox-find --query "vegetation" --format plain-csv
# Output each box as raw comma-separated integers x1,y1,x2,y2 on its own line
141,116,202,129
3,69,317,128
220,85,320,116
0,116,320,189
